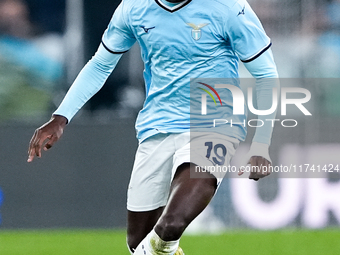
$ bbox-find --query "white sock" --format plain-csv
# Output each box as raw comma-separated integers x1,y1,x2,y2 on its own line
134,229,179,255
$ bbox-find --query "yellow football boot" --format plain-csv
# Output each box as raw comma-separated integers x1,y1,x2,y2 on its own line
174,247,184,255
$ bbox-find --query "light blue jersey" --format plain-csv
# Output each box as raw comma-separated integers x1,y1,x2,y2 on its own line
102,0,271,142
55,0,276,143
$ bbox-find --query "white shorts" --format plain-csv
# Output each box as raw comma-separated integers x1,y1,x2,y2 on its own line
127,132,239,212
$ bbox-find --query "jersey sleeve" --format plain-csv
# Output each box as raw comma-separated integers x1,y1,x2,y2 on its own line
101,0,136,53
224,0,271,62
53,44,122,122
244,50,280,145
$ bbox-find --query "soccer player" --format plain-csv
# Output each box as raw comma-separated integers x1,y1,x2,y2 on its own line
27,0,279,254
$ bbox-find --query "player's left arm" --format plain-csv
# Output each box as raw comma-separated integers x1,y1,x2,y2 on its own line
224,0,280,180
241,49,280,180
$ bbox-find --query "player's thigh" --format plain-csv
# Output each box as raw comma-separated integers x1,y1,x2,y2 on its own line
172,132,239,185
127,133,175,212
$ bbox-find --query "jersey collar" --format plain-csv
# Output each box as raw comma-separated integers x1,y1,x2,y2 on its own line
155,0,192,13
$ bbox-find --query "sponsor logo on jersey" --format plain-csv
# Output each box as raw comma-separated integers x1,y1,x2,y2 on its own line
140,25,155,33
187,23,209,40
238,6,245,16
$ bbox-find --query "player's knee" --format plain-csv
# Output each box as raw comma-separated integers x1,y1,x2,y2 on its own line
155,214,188,241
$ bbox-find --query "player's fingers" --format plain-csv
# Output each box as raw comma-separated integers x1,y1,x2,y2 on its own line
27,130,40,162
238,156,251,176
238,166,245,176
249,156,259,168
32,130,50,158
260,158,271,177
28,145,37,162
249,156,265,180
28,132,37,155
249,157,272,180
44,135,58,151
34,137,43,157
249,156,258,177
249,171,260,180
265,160,271,175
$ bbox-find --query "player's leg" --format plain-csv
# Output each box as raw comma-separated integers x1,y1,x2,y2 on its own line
155,162,217,241
126,133,176,253
133,132,239,254
127,207,164,253
134,163,217,255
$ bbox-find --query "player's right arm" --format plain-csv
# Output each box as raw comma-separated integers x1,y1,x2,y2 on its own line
27,0,136,162
27,44,123,162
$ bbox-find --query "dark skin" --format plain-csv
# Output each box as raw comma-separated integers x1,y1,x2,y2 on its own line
27,114,271,250
239,155,272,181
27,115,67,162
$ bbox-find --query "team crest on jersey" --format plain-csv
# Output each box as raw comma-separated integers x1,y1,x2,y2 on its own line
187,23,209,41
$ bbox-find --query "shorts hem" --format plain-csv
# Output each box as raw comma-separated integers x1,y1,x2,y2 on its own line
127,202,167,212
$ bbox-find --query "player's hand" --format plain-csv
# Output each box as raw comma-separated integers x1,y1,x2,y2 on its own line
238,142,272,181
27,115,68,162
244,156,271,181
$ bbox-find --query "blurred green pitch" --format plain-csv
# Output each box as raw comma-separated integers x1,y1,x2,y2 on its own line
0,229,339,255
